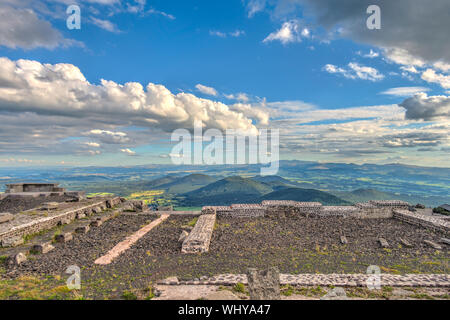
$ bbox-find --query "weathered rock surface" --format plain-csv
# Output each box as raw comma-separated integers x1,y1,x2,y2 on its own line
32,242,54,254
54,232,73,243
246,267,280,300
424,239,442,250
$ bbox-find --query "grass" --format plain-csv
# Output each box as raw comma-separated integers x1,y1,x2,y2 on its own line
0,275,79,300
187,217,198,227
121,290,137,300
232,282,246,294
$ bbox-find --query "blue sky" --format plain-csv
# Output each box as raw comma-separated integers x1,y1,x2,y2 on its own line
0,0,449,167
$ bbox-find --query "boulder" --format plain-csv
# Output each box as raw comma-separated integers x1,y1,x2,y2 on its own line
415,203,426,209
246,267,280,300
41,202,59,210
90,219,103,227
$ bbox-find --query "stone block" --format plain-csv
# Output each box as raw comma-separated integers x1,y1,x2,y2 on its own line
76,213,86,219
1,236,24,247
75,225,90,234
378,238,389,248
54,233,73,243
399,237,413,248
0,212,14,224
424,240,442,250
7,252,27,266
441,238,450,245
32,242,54,254
246,267,280,300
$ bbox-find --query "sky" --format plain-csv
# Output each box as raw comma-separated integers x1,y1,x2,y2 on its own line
0,0,449,168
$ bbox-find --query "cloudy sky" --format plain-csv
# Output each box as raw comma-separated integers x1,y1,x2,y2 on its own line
0,0,449,167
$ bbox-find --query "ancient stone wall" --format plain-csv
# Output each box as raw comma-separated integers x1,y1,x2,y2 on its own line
181,213,216,253
202,200,408,219
393,209,449,235
0,197,121,245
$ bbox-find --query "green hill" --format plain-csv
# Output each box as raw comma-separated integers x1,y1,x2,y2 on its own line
155,173,218,194
258,187,351,205
181,176,274,206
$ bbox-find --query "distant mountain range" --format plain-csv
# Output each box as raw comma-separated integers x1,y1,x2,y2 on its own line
1,160,448,207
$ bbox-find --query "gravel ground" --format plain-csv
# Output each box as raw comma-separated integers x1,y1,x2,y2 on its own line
2,215,448,299
0,195,73,214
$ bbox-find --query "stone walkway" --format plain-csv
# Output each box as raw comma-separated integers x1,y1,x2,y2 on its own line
158,273,450,287
95,214,169,265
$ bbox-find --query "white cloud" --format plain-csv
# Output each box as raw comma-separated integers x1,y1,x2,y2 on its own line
263,20,309,45
421,69,450,89
323,63,384,81
87,130,129,144
91,17,120,33
84,142,101,147
146,8,175,20
120,148,136,155
381,87,430,97
358,49,379,58
433,61,450,73
400,66,419,74
246,0,266,18
195,84,218,96
210,30,245,38
383,48,426,67
0,57,261,136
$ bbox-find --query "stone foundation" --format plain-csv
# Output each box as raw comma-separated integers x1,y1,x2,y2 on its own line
393,209,450,236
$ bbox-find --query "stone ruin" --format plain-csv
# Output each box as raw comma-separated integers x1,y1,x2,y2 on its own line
203,199,411,219
1,182,85,200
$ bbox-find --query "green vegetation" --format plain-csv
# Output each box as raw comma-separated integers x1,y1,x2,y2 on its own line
232,282,246,294
433,207,450,216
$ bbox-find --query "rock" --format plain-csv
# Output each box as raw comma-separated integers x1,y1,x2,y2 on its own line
321,287,348,300
340,235,348,244
424,240,442,250
1,236,24,247
90,219,103,227
399,237,413,248
205,290,240,300
178,230,189,243
441,238,450,245
54,233,73,243
0,212,14,224
41,202,59,210
246,267,280,300
76,213,86,219
415,203,426,209
408,206,417,212
75,225,90,234
8,252,27,266
32,242,54,254
162,277,179,285
378,238,389,248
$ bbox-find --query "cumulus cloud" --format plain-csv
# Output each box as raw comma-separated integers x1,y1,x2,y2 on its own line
0,57,262,135
323,62,384,81
399,93,450,121
421,69,450,89
195,84,218,96
0,6,79,49
263,20,310,45
381,87,430,97
87,130,130,144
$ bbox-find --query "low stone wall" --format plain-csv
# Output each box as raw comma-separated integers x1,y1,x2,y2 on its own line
393,209,450,235
182,213,216,253
0,197,121,246
161,273,450,288
202,200,409,219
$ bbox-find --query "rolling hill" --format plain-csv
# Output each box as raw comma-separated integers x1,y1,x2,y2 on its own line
148,173,218,194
